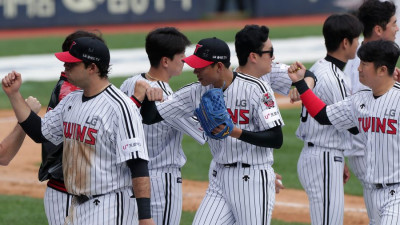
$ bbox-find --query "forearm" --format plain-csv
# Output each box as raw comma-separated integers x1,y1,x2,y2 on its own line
8,92,32,123
140,98,163,124
233,126,283,148
19,111,48,143
127,158,151,220
294,79,331,125
0,124,26,166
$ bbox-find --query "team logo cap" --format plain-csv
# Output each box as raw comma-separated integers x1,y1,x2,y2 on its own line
183,37,230,69
55,37,110,68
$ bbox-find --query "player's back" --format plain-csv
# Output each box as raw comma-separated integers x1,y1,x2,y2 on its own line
296,57,352,150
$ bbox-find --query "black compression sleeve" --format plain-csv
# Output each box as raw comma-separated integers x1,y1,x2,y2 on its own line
238,126,283,148
347,127,359,135
304,70,317,86
140,96,163,125
126,158,149,178
19,110,48,143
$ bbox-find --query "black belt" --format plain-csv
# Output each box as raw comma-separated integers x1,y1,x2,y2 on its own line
223,162,251,168
374,182,400,189
308,142,314,147
74,194,104,204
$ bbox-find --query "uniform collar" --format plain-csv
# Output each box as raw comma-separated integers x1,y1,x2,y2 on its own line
325,55,346,71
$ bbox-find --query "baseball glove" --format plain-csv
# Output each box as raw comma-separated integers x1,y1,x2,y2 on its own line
194,88,234,139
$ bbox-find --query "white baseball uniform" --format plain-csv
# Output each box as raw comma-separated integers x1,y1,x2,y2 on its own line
260,62,293,96
120,73,206,225
297,56,352,225
41,84,148,225
344,51,376,225
153,72,283,225
326,83,400,225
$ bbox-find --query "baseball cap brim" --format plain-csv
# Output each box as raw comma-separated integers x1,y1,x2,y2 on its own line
55,51,82,63
183,55,213,69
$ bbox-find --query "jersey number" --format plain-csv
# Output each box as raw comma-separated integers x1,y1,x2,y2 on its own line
300,105,308,122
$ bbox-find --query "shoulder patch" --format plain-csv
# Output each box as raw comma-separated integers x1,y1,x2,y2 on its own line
262,92,275,109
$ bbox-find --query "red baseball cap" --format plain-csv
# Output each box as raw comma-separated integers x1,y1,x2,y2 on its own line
183,37,230,69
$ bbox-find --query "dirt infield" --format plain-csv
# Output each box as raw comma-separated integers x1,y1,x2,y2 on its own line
0,98,369,224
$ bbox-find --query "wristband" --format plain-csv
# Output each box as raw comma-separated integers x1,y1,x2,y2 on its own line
136,198,151,220
130,95,142,108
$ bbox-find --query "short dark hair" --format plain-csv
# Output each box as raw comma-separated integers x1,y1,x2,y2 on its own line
357,40,400,75
146,27,190,67
63,30,109,78
323,14,363,52
358,0,396,38
235,25,270,66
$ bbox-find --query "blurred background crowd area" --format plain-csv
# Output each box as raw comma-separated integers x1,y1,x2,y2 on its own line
0,0,375,29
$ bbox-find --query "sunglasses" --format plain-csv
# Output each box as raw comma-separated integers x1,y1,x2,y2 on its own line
257,47,274,57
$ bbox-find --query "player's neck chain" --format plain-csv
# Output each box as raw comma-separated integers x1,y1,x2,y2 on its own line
146,72,159,81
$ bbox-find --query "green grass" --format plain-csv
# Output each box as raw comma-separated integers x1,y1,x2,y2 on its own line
0,25,322,57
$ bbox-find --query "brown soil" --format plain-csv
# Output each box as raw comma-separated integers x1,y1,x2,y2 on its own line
0,96,369,224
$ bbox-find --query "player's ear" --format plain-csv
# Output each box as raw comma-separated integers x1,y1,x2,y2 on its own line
161,56,169,68
374,25,384,37
377,65,388,77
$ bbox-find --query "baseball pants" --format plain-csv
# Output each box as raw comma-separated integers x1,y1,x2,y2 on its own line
348,155,375,225
64,187,138,225
44,187,72,225
369,183,400,225
297,144,345,225
150,167,182,225
193,162,276,225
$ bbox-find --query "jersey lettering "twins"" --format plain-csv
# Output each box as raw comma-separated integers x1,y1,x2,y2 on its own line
327,83,400,184
63,122,98,145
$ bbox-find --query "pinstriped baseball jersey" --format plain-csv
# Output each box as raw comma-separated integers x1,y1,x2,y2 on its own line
120,73,206,170
260,62,292,96
344,48,369,94
41,84,148,196
344,52,370,157
234,62,292,96
157,72,284,165
296,57,352,150
326,83,400,184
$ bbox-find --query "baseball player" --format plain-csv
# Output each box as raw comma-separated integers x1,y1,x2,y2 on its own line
2,37,155,225
343,1,399,223
135,37,284,225
288,39,400,225
231,24,318,192
39,30,104,225
120,27,206,225
0,96,41,166
295,14,362,225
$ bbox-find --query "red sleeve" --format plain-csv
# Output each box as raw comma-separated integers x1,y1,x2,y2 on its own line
300,89,326,117
130,96,142,108
59,81,80,102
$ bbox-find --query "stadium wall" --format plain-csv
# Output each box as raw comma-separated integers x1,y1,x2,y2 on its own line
0,0,344,29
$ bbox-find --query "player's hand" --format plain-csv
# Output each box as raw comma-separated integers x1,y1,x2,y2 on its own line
145,87,163,102
343,163,350,184
25,96,41,114
289,88,301,103
275,173,285,193
287,61,306,83
393,67,400,82
134,80,151,102
2,71,22,96
139,218,156,225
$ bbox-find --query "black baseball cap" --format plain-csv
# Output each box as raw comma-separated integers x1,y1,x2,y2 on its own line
183,37,230,69
55,37,110,68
